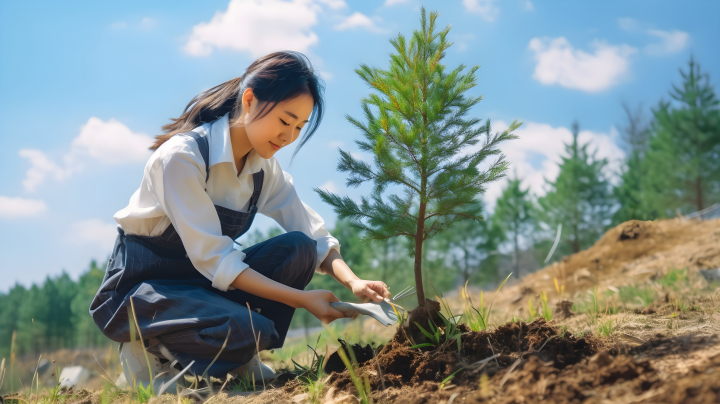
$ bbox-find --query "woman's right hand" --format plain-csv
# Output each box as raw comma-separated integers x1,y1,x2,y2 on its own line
300,290,347,324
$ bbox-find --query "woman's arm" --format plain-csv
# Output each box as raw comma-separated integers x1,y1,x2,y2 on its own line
230,268,346,324
319,249,391,302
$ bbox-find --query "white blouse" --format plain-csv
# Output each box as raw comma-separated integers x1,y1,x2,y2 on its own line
113,113,340,292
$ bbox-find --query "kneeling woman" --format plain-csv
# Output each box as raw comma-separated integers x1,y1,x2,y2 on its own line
90,51,390,388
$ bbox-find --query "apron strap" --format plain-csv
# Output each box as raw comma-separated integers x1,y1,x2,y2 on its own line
186,131,210,186
248,169,264,208
186,130,264,208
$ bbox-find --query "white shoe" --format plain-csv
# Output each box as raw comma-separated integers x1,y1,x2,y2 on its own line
230,354,276,381
119,341,177,392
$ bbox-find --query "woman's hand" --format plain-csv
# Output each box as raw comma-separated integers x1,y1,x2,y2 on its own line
300,290,347,324
348,279,391,303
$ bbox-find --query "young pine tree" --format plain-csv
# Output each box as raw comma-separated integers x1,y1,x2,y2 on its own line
493,177,534,278
642,57,720,215
315,8,520,307
537,122,613,256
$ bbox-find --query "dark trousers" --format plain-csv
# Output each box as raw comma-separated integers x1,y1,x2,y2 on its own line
100,231,317,377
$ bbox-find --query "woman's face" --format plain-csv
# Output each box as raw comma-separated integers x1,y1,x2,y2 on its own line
241,89,314,159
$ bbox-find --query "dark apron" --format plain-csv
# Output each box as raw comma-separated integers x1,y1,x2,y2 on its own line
89,131,317,377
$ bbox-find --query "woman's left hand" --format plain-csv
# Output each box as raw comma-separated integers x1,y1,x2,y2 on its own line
349,279,391,302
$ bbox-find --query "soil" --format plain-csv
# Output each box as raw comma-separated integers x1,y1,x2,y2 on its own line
323,339,376,374
403,298,443,346
327,318,600,391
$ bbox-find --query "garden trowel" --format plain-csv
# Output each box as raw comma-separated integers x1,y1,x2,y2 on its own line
330,285,415,327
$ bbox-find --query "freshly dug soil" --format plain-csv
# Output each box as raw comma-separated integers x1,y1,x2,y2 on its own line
327,318,600,391
323,339,376,374
403,298,443,345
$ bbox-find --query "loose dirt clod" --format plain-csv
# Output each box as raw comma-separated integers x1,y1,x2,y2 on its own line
323,339,376,374
554,300,574,319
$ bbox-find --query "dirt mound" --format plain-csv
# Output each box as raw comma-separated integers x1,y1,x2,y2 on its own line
327,318,600,390
494,351,660,403
493,218,720,312
636,351,720,403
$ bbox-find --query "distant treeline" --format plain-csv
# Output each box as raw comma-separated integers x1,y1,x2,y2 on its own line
1,56,718,358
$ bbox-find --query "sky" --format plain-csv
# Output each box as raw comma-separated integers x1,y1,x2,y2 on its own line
1,0,718,292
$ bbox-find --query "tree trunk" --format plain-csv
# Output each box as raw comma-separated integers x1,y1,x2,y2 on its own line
463,247,470,284
696,176,704,212
414,202,427,307
513,230,520,279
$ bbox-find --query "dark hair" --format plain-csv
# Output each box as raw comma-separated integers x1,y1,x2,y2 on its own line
152,51,325,163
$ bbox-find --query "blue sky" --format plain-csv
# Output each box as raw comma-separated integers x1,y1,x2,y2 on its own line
1,0,718,292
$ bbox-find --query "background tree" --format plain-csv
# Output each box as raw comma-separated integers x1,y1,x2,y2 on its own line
316,8,520,307
442,198,503,285
72,261,109,348
493,177,534,278
537,121,614,257
612,103,656,224
642,57,720,215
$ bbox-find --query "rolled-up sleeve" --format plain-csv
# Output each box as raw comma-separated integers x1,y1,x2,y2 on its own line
149,142,248,291
260,160,341,274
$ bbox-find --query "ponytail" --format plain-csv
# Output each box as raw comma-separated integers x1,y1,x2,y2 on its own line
151,51,325,163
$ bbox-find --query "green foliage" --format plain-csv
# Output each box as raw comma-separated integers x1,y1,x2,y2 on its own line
659,268,688,288
135,381,154,404
540,291,553,322
461,273,512,331
0,260,108,360
291,339,326,385
598,319,616,337
618,285,655,307
438,367,464,390
537,121,614,257
527,298,539,322
538,122,614,257
231,372,256,393
440,199,504,285
641,57,720,215
612,103,656,224
314,7,520,306
493,178,535,278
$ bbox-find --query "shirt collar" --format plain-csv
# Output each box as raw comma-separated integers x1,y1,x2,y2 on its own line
207,113,264,177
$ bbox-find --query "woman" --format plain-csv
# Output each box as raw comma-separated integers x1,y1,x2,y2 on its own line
89,51,391,388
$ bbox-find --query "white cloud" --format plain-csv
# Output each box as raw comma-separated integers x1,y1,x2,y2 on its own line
462,0,500,22
454,33,475,52
0,196,48,219
334,12,384,33
617,18,689,56
471,120,625,211
528,36,636,92
72,117,152,164
645,29,689,55
328,140,344,148
110,17,156,30
110,21,128,29
315,0,347,9
183,0,322,58
617,17,641,32
140,17,157,29
19,117,153,192
319,180,338,193
523,1,534,11
383,0,410,6
68,219,118,252
18,149,77,193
